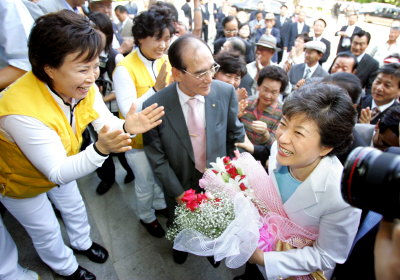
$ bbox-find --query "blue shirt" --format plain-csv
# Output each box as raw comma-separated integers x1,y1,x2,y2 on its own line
274,166,301,203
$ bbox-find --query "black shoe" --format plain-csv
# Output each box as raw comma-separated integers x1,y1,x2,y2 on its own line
173,249,188,264
140,219,165,238
155,208,170,219
63,266,96,280
96,181,113,195
207,256,221,268
73,242,109,264
124,172,135,184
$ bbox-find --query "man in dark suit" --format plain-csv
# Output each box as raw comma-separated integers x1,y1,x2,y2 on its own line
358,63,400,125
143,35,245,264
274,4,291,63
348,30,379,95
181,0,192,30
310,18,331,65
284,10,309,52
335,14,361,54
200,0,210,42
288,40,329,91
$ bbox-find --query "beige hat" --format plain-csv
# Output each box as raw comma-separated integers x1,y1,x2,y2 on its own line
265,13,275,20
256,35,280,51
304,40,326,54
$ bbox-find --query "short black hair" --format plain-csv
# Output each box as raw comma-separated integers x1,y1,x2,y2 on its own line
283,83,356,156
222,16,239,29
351,29,371,45
114,5,128,13
313,18,327,27
29,10,103,87
296,32,311,43
281,5,288,9
150,1,179,23
378,105,400,138
329,52,358,73
214,51,247,77
322,72,362,104
224,37,246,56
377,63,400,88
257,65,288,93
168,34,211,71
132,6,175,46
88,12,114,52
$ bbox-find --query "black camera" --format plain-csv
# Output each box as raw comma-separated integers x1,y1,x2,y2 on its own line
341,146,400,220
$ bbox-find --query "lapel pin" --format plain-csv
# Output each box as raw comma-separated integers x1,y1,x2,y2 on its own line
212,104,216,107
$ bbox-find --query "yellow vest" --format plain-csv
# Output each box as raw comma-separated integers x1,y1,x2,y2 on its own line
117,50,171,149
0,72,99,198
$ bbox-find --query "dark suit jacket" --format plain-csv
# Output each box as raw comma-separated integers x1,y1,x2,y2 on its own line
181,2,192,27
274,15,291,49
336,25,362,54
353,53,379,95
143,80,245,201
288,63,329,87
311,37,331,65
358,94,399,124
285,22,310,51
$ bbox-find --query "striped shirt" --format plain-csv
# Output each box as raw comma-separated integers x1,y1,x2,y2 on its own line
240,97,283,148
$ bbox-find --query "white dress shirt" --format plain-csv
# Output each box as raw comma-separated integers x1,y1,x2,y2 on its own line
342,24,356,47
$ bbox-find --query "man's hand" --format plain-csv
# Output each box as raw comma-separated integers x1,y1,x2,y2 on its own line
235,134,255,154
176,192,185,204
375,221,400,280
124,103,165,134
95,125,132,154
294,79,306,90
359,107,372,124
153,61,168,92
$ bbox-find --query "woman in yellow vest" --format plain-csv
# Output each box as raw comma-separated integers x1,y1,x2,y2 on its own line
113,6,174,238
0,11,164,280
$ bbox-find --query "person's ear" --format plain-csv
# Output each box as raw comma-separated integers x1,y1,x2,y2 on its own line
320,146,333,157
172,67,183,82
44,65,54,80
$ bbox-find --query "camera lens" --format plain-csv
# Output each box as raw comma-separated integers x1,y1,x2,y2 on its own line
341,147,400,220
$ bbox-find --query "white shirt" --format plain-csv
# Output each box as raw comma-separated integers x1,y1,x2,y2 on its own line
342,24,356,47
0,86,125,185
297,22,304,34
113,48,159,116
304,63,319,78
371,99,395,113
176,84,206,127
369,39,400,66
0,0,34,71
356,52,366,63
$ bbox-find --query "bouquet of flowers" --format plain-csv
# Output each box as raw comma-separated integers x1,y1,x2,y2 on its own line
169,152,320,274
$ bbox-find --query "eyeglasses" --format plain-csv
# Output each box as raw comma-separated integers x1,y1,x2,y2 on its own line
182,63,220,80
224,29,238,35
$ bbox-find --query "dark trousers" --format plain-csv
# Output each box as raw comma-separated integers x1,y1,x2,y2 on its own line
96,152,133,184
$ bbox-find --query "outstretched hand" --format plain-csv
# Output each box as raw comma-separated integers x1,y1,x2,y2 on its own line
124,103,165,134
235,134,255,154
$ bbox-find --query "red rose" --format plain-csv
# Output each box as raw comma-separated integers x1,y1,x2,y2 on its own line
212,169,219,174
223,156,231,164
240,183,247,191
181,189,196,203
186,200,199,211
225,164,239,178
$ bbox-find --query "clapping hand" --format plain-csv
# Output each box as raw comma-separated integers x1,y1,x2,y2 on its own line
124,103,165,134
154,61,168,92
359,107,372,124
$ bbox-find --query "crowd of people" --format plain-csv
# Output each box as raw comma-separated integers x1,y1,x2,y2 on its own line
0,0,399,280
